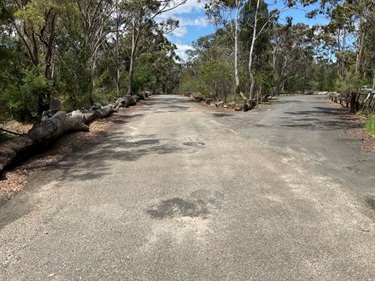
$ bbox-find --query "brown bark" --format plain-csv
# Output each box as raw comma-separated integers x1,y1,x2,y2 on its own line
0,92,143,173
0,111,89,173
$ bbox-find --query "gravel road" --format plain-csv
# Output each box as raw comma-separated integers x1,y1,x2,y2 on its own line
0,95,374,280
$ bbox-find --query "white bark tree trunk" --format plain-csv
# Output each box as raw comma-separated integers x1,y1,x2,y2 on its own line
234,0,244,98
248,0,260,100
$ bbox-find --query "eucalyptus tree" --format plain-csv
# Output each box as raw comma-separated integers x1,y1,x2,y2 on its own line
0,3,19,119
145,33,181,94
362,7,375,90
204,0,316,100
204,0,245,97
271,23,316,94
1,0,75,115
240,0,278,99
180,30,234,100
74,0,115,103
317,0,374,85
119,0,186,95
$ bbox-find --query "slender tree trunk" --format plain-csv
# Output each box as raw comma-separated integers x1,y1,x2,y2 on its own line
272,42,278,95
338,28,347,79
356,13,366,74
356,33,364,74
234,0,243,98
115,0,120,96
43,15,56,104
127,20,138,95
248,0,260,100
372,67,375,92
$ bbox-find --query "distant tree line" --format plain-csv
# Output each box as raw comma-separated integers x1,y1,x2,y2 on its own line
1,0,374,120
179,0,375,103
0,0,185,120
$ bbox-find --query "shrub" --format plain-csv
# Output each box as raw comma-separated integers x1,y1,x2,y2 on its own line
365,114,375,136
1,67,49,120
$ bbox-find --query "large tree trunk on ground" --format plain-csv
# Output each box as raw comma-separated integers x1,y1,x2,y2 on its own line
0,111,89,173
0,92,145,174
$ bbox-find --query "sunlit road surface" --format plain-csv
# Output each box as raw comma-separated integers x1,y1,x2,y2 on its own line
0,95,374,280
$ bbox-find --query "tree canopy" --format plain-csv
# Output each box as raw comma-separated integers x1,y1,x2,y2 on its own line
0,0,185,120
0,0,374,120
181,0,375,102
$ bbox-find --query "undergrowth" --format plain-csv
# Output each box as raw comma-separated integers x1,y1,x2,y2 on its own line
365,114,375,136
0,132,12,143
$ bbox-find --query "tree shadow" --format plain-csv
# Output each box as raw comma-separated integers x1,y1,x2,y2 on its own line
281,106,360,131
273,99,304,104
54,132,204,182
110,114,145,124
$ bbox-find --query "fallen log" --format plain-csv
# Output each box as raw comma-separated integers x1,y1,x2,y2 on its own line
115,96,136,108
193,95,204,102
69,104,115,124
0,128,22,136
0,111,89,173
132,95,141,103
70,110,96,124
0,93,147,174
133,93,145,100
124,95,136,107
94,104,116,119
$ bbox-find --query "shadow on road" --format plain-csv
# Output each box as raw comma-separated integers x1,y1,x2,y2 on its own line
55,131,204,183
282,106,361,131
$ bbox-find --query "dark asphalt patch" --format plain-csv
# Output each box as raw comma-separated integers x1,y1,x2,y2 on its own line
183,141,205,147
147,198,209,219
135,139,160,145
147,190,224,220
213,113,233,118
365,197,375,210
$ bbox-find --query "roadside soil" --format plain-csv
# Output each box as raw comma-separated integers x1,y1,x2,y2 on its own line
0,107,139,201
0,97,374,201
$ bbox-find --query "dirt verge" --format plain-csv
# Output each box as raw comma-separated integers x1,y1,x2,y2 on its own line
0,107,137,201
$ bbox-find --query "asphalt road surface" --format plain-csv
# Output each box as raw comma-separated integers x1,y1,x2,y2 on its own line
0,95,374,280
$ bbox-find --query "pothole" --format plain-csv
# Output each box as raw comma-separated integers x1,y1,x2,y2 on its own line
147,190,224,220
365,197,375,210
213,113,233,118
134,139,160,145
183,141,205,147
147,198,208,219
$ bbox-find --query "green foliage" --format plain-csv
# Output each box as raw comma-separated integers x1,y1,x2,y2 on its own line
335,67,363,94
133,53,155,92
1,0,374,119
309,62,337,91
365,114,375,135
179,69,208,96
55,45,92,110
255,71,273,96
0,0,184,118
1,67,49,120
201,60,233,101
0,132,12,143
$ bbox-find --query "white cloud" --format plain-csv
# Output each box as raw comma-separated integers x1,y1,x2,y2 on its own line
179,17,209,27
156,1,211,46
157,0,208,26
171,26,188,37
175,44,195,62
167,16,208,38
162,0,204,17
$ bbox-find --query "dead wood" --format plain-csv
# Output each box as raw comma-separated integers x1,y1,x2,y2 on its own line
0,111,89,173
0,128,22,136
0,92,147,174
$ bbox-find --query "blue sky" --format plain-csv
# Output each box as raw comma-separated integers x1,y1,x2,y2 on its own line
159,0,329,61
